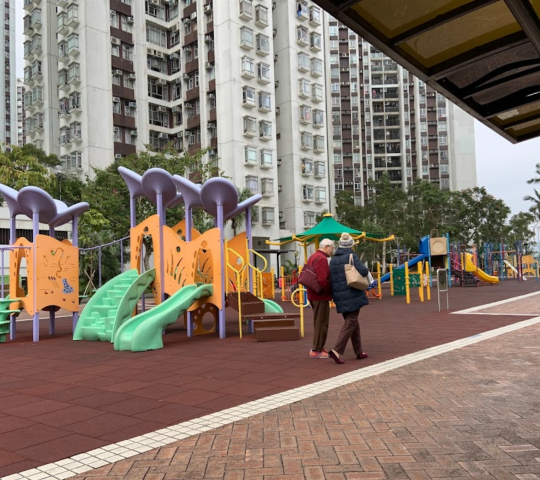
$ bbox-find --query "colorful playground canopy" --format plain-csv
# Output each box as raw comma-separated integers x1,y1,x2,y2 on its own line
311,0,540,144
268,214,394,247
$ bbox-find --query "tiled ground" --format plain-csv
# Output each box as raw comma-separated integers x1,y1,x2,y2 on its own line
0,280,538,477
71,317,540,480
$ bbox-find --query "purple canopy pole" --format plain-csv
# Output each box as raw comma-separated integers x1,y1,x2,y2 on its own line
9,217,16,339
98,248,102,288
156,192,166,303
246,208,253,293
132,195,146,312
48,225,55,335
217,203,226,338
72,216,79,331
1,248,5,298
32,212,39,342
120,241,124,272
185,207,194,337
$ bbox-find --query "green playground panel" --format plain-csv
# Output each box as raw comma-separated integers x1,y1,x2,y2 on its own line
393,270,421,296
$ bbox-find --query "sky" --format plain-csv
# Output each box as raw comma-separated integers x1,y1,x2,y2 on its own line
12,1,539,217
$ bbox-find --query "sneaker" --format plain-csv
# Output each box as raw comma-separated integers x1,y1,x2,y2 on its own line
309,349,329,359
329,349,345,364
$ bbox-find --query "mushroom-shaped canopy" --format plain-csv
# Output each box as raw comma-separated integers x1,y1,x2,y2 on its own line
224,194,262,221
18,187,59,224
0,185,24,217
172,175,204,210
49,202,90,228
200,178,239,219
141,168,178,206
118,167,144,198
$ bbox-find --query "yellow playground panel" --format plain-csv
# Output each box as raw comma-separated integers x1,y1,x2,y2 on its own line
10,235,79,315
523,255,539,277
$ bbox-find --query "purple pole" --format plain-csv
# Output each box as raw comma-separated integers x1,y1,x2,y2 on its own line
246,208,253,293
186,206,194,337
72,216,79,331
9,217,16,340
32,212,39,342
48,226,55,333
1,248,5,299
156,192,165,303
120,240,124,273
130,196,136,229
217,204,226,339
98,247,102,288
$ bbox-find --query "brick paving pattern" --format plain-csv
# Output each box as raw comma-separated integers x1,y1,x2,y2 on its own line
0,281,538,477
74,319,540,480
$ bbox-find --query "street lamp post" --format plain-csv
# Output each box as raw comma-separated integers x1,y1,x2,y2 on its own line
55,167,64,200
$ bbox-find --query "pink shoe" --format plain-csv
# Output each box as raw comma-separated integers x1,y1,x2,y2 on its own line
357,353,368,360
329,350,345,364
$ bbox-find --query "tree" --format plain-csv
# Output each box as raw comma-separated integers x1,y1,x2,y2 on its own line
527,163,540,185
524,188,540,222
228,187,260,237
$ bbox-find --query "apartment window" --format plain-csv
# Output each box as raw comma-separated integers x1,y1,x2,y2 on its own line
70,122,81,140
172,82,182,100
299,105,311,123
351,82,358,92
262,207,274,225
420,122,426,131
241,56,255,77
110,10,119,28
314,135,325,153
257,62,271,83
245,146,257,165
302,184,314,201
67,34,79,53
299,78,311,97
422,165,428,175
240,26,254,49
122,44,133,61
304,211,316,228
310,5,321,24
258,91,271,111
259,120,272,139
313,109,324,127
239,0,253,18
438,135,447,145
333,139,342,149
438,107,447,117
330,54,338,64
298,52,310,72
261,178,274,196
421,137,427,146
242,86,256,106
69,92,81,110
111,44,120,56
350,54,357,64
312,83,323,102
439,121,447,131
441,178,449,189
121,14,133,33
256,34,270,55
352,124,359,135
440,164,449,174
260,149,272,167
352,153,360,163
255,5,269,25
297,26,309,45
246,175,258,193
329,39,338,49
315,187,326,203
315,161,326,177
149,104,169,127
440,149,448,159
310,32,321,50
67,4,78,22
124,74,135,89
333,154,342,164
302,158,313,175
125,100,136,117
329,25,338,36
331,82,339,93
146,24,167,47
419,107,426,117
301,132,313,150
331,67,339,78
243,116,257,136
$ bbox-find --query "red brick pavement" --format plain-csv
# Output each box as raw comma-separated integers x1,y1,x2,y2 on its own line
0,281,538,477
74,314,540,480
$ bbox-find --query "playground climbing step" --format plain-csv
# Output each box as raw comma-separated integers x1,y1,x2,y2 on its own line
73,269,155,343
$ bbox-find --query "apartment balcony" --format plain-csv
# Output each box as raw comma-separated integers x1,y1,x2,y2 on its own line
185,58,198,74
184,30,197,46
210,137,218,149
110,27,133,45
110,0,131,15
113,113,136,129
113,84,135,100
185,86,199,102
112,55,134,73
115,143,136,157
208,79,216,92
208,50,215,63
183,2,196,18
187,114,200,129
188,142,202,155
209,108,216,122
206,21,214,34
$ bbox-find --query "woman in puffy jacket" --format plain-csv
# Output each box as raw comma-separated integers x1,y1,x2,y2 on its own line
328,232,369,364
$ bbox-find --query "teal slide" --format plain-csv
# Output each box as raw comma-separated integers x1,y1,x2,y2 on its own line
114,283,213,352
74,269,155,342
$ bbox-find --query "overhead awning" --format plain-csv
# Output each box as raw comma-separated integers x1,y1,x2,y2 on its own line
313,0,540,143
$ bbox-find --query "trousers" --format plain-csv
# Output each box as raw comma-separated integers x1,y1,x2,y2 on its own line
311,300,330,351
334,309,362,355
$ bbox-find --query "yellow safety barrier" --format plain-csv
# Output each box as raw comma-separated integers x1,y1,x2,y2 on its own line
225,242,247,339
425,261,431,301
405,261,410,304
290,266,308,338
247,247,268,298
418,260,424,303
389,264,394,296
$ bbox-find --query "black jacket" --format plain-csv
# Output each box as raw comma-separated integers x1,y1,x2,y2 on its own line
330,248,369,314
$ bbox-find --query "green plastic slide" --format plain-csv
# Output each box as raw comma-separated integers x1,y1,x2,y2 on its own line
73,269,155,342
114,283,213,352
263,299,284,313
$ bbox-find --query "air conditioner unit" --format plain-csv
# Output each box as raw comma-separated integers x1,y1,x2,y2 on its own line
175,77,182,84
130,130,138,136
205,35,212,42
208,93,215,99
183,18,191,25
112,96,120,103
172,24,179,32
183,73,190,80
275,81,279,88
205,62,213,69
110,9,116,16
170,52,180,59
278,185,283,192
275,106,280,115
113,69,122,76
114,154,122,159
111,37,120,45
156,78,167,85
128,73,136,80
183,46,191,53
158,133,168,139
147,48,154,55
156,52,163,58
190,12,197,20
274,54,278,62
272,29,277,37
172,106,181,113
127,16,134,24
129,101,137,107
279,211,283,219
184,130,191,138
277,158,281,166
157,106,167,112
113,127,120,133
150,0,159,5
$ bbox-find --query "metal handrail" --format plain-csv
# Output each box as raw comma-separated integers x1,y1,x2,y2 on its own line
290,266,308,338
225,243,247,338
247,248,267,297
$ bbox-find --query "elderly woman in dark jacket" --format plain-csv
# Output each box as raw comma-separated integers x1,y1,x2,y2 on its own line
328,232,369,364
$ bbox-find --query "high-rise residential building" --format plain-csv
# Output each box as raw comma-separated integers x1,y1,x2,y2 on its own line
324,17,477,208
1,0,16,146
17,79,27,146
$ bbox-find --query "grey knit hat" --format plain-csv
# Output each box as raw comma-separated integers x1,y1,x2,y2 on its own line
338,233,355,248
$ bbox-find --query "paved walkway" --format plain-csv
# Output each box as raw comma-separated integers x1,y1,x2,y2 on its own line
1,281,540,479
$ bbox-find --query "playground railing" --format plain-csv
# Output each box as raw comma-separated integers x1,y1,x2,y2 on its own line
290,279,308,338
0,245,32,298
248,248,268,299
225,245,247,338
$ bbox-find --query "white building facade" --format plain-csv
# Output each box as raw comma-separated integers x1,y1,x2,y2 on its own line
1,0,16,146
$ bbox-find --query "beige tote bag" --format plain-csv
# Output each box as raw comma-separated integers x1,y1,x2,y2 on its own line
344,254,369,290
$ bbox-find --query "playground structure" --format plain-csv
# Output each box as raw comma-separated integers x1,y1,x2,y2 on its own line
0,185,89,343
